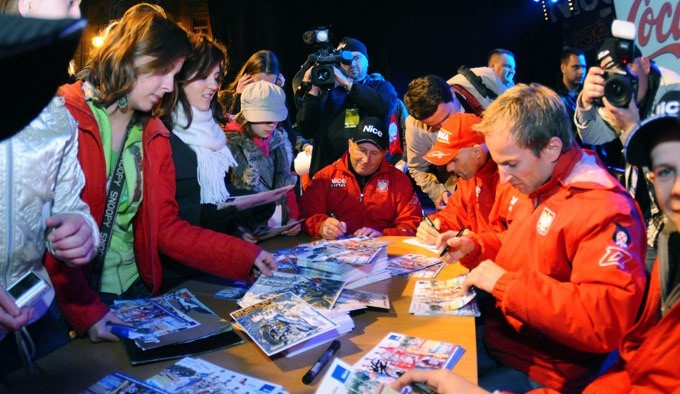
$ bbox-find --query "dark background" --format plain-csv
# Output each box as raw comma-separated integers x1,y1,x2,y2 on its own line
207,0,566,103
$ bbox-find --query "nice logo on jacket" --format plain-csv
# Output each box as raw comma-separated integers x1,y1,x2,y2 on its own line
331,178,347,188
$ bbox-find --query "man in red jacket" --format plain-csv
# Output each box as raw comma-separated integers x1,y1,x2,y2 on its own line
300,117,421,239
415,113,528,269
391,88,680,394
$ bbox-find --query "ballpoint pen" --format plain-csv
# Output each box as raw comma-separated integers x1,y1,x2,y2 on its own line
439,227,466,258
421,208,437,230
327,211,349,237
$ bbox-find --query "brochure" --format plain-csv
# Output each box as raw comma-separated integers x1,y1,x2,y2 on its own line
146,356,284,394
82,371,168,394
238,271,345,311
216,185,293,211
230,292,338,356
346,332,465,393
110,288,230,350
409,275,481,317
387,254,443,276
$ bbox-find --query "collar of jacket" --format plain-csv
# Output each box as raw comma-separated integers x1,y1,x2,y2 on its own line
59,81,169,144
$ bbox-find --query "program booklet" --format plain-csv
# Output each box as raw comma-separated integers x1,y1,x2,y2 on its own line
387,254,443,276
230,291,338,356
82,371,168,394
216,185,293,211
110,288,230,350
238,271,345,311
409,275,481,317
146,356,285,394
316,332,465,393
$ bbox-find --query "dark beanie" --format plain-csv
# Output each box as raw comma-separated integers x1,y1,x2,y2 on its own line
339,37,368,59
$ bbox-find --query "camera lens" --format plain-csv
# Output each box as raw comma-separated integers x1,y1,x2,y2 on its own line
315,67,332,82
604,75,633,108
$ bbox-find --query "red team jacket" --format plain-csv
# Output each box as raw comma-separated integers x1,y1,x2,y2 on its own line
486,146,647,392
300,152,421,237
45,82,263,334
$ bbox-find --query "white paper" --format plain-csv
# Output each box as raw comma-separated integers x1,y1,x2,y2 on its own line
216,185,293,211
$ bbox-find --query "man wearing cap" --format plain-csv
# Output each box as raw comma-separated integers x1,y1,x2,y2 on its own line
575,29,680,271
403,75,463,210
300,117,421,240
415,113,527,269
296,36,398,179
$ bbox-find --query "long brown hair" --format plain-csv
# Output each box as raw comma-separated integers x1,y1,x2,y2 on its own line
164,33,229,130
220,50,280,114
78,3,191,121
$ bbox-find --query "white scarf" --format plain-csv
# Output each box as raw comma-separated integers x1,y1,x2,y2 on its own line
172,104,238,204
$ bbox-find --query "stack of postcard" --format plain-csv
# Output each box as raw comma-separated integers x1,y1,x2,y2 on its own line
146,356,286,394
409,274,481,317
230,292,339,357
274,236,392,289
315,332,465,393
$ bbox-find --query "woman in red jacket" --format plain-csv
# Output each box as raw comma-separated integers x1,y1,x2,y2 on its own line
45,3,276,343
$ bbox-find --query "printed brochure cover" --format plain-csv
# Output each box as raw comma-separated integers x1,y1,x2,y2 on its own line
230,292,338,356
409,274,481,317
238,271,345,310
82,371,168,394
110,288,229,350
346,332,465,393
146,356,284,394
387,254,443,276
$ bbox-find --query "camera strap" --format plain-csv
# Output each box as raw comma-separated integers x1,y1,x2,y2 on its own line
88,126,131,292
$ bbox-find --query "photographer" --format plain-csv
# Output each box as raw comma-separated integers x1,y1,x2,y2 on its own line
575,29,680,271
295,36,398,178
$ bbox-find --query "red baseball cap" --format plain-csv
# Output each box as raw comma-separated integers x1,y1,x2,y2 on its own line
424,113,483,165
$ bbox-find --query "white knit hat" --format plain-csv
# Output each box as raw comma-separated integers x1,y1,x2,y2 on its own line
241,80,288,122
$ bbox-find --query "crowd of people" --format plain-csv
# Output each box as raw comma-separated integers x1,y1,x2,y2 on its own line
1,1,679,393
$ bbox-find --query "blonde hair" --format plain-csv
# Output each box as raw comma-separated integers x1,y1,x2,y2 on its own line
474,83,573,156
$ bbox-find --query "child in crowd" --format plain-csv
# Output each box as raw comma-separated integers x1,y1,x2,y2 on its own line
224,80,301,240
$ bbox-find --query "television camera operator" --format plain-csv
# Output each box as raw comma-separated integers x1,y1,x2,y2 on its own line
294,31,397,178
575,20,680,270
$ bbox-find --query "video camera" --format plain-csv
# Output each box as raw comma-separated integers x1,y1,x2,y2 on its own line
593,20,639,108
296,27,353,89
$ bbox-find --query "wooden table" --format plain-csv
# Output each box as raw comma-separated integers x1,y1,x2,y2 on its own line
3,236,476,394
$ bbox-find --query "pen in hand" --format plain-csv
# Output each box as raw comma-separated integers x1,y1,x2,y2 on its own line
439,227,466,258
421,208,438,231
302,339,341,385
327,211,348,237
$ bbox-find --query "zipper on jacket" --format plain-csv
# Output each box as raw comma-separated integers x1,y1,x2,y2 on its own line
3,142,13,284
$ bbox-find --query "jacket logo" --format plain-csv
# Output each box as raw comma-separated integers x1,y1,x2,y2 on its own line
536,207,555,236
509,195,519,211
377,180,389,192
330,177,347,188
598,246,632,270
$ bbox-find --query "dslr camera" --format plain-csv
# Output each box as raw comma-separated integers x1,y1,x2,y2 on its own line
593,20,639,108
298,27,353,89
